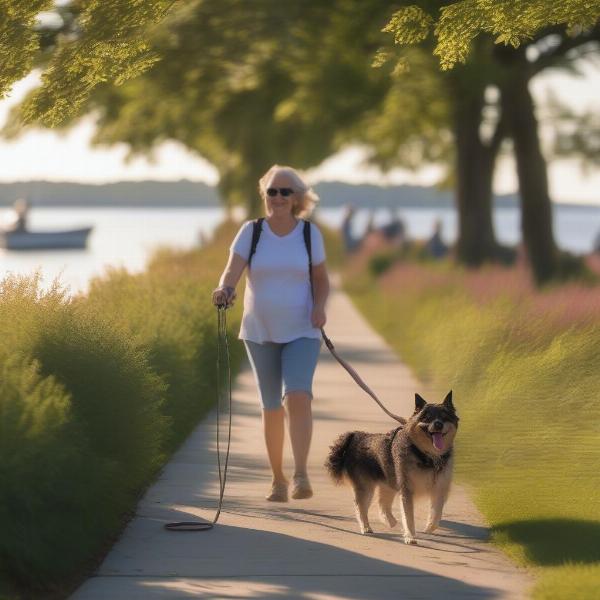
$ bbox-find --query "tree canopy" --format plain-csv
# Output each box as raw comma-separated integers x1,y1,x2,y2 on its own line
5,0,398,215
376,1,600,283
1,0,178,125
380,0,600,70
3,0,600,282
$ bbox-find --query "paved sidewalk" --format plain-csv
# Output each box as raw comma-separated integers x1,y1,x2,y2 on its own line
71,278,533,599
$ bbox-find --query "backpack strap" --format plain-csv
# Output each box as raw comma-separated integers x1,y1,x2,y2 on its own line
303,219,314,300
248,217,264,268
249,218,313,291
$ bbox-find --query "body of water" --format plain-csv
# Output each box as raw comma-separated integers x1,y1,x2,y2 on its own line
317,205,600,255
0,207,224,294
1,204,599,294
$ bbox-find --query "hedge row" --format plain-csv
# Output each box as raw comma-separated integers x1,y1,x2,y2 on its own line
0,221,244,597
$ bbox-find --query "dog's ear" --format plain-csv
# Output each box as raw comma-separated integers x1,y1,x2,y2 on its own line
414,393,426,412
442,390,455,412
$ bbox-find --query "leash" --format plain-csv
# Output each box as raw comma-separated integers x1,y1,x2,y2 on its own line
250,217,405,425
163,292,402,532
319,327,406,425
164,305,232,531
303,223,405,425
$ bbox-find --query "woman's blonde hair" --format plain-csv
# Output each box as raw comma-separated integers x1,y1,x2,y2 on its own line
258,164,320,219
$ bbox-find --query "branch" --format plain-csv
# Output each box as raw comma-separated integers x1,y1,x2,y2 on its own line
531,25,600,76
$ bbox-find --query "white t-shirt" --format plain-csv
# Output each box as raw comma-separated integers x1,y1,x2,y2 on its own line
230,218,326,343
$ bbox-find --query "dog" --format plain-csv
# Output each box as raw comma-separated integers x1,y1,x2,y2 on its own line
325,391,458,544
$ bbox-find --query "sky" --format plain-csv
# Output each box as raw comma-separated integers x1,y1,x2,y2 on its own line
1,62,600,205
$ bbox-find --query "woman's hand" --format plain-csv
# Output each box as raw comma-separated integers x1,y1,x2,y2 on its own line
213,252,247,308
212,286,236,308
311,304,327,328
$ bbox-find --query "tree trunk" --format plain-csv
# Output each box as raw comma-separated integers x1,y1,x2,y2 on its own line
451,77,502,265
498,51,559,284
217,163,265,219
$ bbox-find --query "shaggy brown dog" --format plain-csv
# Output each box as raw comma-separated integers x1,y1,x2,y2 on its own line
325,391,458,544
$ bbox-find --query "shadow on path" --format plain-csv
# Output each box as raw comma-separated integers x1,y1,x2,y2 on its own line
128,522,503,599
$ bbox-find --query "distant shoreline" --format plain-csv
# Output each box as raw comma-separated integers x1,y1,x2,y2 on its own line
0,179,597,210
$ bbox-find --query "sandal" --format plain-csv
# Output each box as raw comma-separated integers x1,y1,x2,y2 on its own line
265,480,288,502
291,474,313,500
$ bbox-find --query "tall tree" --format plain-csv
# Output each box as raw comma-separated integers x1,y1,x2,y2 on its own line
4,0,510,243
6,0,598,280
372,6,509,265
448,54,508,265
380,1,600,282
493,28,600,282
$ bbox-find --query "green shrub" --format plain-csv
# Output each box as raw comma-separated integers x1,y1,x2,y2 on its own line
82,248,243,448
0,221,245,596
368,249,401,276
0,274,166,590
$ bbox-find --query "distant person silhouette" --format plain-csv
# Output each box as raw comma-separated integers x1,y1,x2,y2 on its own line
379,208,406,246
364,208,376,235
12,198,30,232
593,229,600,254
341,204,360,253
426,218,448,259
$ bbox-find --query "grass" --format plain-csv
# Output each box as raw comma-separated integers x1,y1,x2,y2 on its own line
342,250,600,600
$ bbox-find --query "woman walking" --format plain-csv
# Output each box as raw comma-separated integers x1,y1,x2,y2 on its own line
212,165,330,502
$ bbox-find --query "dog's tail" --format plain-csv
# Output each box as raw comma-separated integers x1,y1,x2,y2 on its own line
324,432,355,484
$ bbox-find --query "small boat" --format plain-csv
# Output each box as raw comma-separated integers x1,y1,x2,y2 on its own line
0,227,93,250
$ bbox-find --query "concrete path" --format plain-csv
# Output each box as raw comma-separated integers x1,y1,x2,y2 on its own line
71,278,533,599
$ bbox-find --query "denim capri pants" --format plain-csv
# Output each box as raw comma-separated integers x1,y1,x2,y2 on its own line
243,337,322,410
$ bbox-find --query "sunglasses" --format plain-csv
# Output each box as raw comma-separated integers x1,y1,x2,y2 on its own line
266,187,294,197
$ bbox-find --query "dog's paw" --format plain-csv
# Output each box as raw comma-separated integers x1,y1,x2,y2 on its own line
361,525,374,535
423,522,437,534
379,511,397,528
404,536,418,545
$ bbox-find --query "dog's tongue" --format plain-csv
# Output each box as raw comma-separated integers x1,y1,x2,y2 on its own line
432,433,444,451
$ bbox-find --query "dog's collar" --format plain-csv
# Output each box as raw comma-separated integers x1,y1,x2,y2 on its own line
388,426,403,445
409,443,452,471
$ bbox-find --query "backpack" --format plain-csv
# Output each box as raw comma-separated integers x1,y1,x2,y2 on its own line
248,217,314,298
